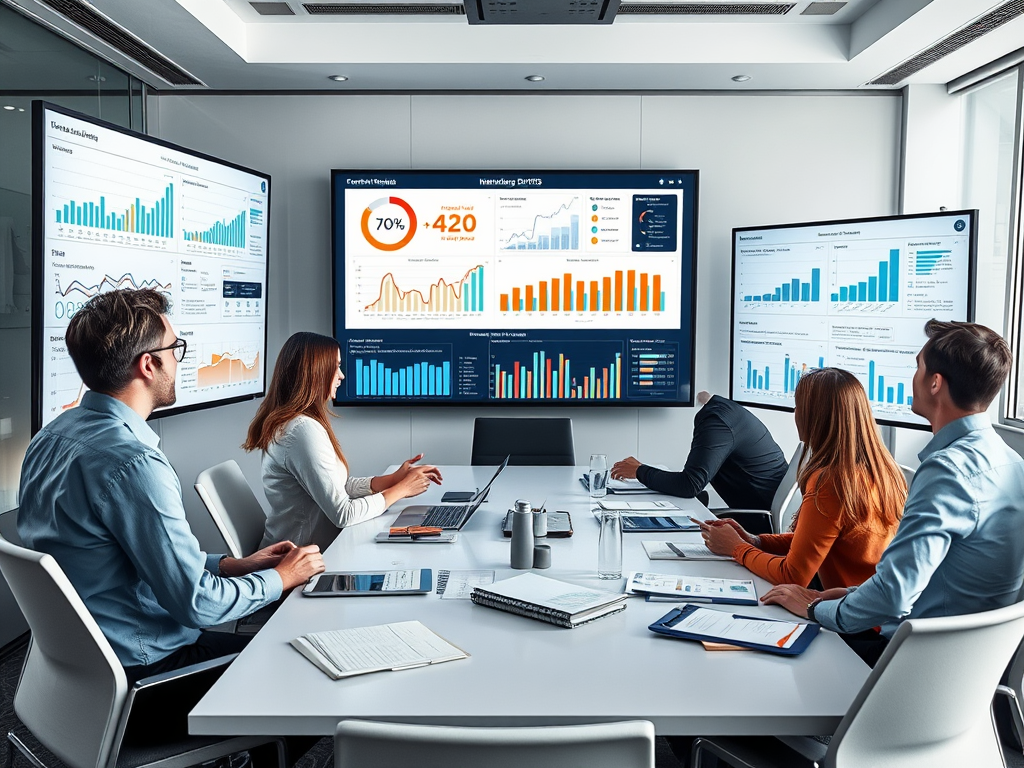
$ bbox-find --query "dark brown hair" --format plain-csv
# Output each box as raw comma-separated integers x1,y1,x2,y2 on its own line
794,368,906,531
65,288,169,394
243,332,347,467
922,319,1012,411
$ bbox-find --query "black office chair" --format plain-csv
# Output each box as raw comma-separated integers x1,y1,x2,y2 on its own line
471,418,575,466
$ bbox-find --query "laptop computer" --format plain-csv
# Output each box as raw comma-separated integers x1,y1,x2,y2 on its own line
391,455,510,530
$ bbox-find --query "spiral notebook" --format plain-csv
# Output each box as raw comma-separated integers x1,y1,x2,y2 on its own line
471,573,626,628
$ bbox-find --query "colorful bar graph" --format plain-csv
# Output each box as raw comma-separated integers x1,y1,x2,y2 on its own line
743,269,820,303
493,348,622,400
184,209,245,248
56,183,173,237
500,268,666,313
354,357,451,397
830,249,900,303
365,266,484,314
782,355,825,394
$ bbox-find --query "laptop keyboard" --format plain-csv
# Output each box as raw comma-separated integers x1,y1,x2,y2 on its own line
421,505,470,528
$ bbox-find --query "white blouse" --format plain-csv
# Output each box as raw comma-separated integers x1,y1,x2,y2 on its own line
260,415,386,550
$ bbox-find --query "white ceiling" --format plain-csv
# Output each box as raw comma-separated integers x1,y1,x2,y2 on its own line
4,0,1024,91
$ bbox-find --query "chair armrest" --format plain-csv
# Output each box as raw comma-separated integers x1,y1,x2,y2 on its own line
132,653,238,692
996,684,1024,748
713,510,775,535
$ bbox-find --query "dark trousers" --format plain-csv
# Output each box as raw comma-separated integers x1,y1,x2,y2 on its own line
839,629,890,668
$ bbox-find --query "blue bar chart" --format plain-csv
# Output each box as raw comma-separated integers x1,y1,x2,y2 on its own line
831,249,899,303
184,209,246,248
499,197,581,251
867,360,912,406
914,249,951,275
55,183,174,238
348,344,453,398
743,269,821,303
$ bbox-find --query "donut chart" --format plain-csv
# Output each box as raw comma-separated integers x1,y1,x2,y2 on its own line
360,196,417,251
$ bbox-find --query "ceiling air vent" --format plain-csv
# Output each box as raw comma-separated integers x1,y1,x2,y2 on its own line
801,1,845,15
869,0,1024,86
466,0,620,24
619,3,794,14
250,2,296,14
34,0,203,86
304,3,466,13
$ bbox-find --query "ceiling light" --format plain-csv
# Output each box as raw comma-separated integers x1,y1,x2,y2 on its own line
732,75,752,82
328,75,349,82
2,106,14,111
18,108,24,112
525,75,545,82
87,75,107,83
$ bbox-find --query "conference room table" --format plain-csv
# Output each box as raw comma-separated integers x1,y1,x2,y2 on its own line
189,465,870,737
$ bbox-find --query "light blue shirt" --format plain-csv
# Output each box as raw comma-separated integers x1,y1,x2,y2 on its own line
816,414,1024,638
18,392,283,667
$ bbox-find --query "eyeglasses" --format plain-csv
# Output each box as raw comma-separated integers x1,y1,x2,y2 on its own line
144,338,188,363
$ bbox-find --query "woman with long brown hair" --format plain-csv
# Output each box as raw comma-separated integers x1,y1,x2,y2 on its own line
244,332,441,550
700,368,906,589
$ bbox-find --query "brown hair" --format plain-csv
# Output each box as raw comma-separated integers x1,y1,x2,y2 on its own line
66,288,170,394
793,368,906,531
922,319,1012,411
243,332,347,468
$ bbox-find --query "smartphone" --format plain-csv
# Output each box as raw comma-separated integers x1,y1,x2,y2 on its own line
302,569,433,597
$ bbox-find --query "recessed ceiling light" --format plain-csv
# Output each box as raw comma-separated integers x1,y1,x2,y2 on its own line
2,106,14,111
87,75,107,83
732,75,752,82
328,75,349,82
18,108,24,112
525,75,545,82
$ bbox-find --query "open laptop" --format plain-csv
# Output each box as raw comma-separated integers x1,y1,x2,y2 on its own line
391,455,510,530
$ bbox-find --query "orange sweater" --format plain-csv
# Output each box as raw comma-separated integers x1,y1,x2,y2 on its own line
730,470,897,589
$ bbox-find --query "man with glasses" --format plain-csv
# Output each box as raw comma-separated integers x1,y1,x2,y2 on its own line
18,289,325,729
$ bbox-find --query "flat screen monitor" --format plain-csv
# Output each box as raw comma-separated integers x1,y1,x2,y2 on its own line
730,210,977,429
33,102,271,430
331,170,698,406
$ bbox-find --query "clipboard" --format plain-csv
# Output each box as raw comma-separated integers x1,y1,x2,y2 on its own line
647,605,821,656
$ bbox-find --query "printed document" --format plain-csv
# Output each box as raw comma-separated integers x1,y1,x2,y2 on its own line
668,607,807,650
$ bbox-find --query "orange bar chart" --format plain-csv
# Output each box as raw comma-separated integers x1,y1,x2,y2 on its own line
499,269,666,313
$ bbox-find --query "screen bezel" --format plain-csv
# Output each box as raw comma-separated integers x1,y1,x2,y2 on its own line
330,169,700,408
31,100,272,433
729,209,978,431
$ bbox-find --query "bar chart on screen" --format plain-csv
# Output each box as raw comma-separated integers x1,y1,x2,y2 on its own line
346,343,454,399
735,338,827,402
498,195,581,251
196,345,261,389
488,339,625,400
829,345,924,423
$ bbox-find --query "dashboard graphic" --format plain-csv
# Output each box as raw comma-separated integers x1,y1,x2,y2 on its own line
34,102,270,429
730,211,976,429
333,170,698,406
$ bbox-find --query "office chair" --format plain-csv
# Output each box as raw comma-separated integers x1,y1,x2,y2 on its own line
195,460,268,558
0,533,286,768
691,599,1024,768
714,442,804,535
471,417,575,466
335,719,655,768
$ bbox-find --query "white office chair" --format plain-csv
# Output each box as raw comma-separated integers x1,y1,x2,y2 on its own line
898,463,916,489
0,533,286,768
716,442,804,535
691,599,1024,768
195,459,268,558
335,719,655,768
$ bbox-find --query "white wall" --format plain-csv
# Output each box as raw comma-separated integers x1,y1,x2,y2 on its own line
152,92,902,550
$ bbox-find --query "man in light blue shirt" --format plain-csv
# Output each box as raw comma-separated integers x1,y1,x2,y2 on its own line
762,319,1024,666
18,288,325,681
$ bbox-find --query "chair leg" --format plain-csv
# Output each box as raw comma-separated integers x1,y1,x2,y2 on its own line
6,734,48,768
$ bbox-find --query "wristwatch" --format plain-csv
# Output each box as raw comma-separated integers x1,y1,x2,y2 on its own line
806,597,824,622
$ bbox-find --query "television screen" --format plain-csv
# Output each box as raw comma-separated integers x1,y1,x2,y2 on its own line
332,170,698,406
33,102,270,430
730,210,977,429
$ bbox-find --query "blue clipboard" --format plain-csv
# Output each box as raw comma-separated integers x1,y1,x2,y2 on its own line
648,605,821,656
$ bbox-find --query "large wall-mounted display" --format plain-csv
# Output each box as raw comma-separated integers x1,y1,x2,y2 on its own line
33,102,271,430
730,210,977,429
332,170,698,406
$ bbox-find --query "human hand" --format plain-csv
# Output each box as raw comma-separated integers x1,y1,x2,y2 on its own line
274,544,325,591
700,519,746,556
697,390,712,405
708,517,759,547
392,454,443,485
760,584,822,619
611,457,641,480
395,465,437,498
220,540,296,577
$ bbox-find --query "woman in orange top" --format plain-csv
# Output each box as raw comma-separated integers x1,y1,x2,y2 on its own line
701,368,907,589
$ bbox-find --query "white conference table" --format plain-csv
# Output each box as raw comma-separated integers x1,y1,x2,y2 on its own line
190,465,869,737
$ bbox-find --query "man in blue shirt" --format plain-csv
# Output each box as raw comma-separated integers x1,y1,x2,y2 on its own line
18,288,325,684
760,319,1024,666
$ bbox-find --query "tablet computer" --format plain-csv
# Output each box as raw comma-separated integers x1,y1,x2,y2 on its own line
302,569,433,597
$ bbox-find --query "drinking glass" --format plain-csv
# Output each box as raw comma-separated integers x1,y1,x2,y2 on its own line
598,509,622,580
589,453,609,499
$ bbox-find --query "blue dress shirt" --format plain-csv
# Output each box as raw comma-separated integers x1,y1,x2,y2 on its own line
815,414,1024,638
18,392,283,667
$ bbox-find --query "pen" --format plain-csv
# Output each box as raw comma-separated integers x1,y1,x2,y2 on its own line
688,516,708,527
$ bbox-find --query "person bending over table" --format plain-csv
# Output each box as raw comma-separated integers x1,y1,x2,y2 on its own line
18,289,325,747
698,368,906,589
611,391,788,509
762,320,1024,667
244,332,441,551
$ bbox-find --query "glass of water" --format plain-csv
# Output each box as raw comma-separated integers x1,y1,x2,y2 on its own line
589,453,609,499
598,509,622,580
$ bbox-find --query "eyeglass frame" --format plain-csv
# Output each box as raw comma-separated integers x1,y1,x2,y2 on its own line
142,337,188,363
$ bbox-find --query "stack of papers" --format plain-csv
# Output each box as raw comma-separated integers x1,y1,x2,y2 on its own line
471,573,627,628
597,499,680,512
291,621,468,679
626,572,757,605
649,606,819,655
642,541,732,561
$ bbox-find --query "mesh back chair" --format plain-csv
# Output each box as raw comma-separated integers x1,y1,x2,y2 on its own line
691,600,1024,768
0,533,285,768
335,719,655,768
715,442,804,535
471,418,575,466
195,460,268,558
